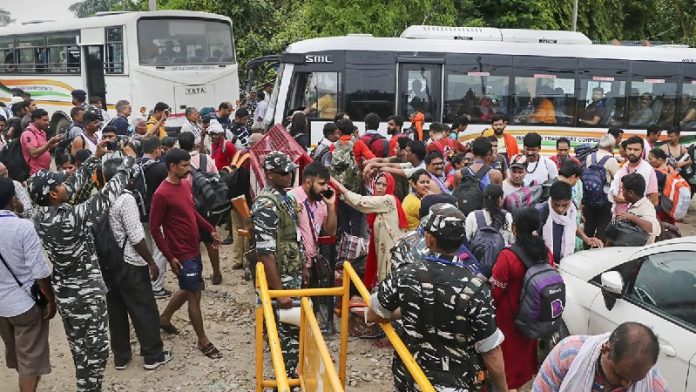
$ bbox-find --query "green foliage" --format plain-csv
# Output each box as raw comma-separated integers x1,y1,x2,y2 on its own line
0,7,15,27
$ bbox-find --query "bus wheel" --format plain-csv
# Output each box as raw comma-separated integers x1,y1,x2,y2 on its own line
49,113,71,138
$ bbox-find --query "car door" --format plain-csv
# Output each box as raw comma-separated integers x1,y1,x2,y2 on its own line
588,249,696,392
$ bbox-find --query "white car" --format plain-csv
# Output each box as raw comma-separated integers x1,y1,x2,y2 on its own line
546,236,696,392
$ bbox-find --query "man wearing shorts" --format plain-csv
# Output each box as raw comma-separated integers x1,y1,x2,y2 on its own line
149,148,223,359
0,176,56,392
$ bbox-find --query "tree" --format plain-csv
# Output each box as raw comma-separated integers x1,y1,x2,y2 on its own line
0,7,15,27
69,0,128,17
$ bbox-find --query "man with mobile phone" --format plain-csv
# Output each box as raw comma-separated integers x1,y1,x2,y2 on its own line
288,162,337,285
146,102,170,140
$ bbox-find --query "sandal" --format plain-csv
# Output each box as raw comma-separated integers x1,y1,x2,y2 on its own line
199,342,223,359
159,323,179,335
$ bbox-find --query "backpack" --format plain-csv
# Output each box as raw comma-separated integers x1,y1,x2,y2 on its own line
605,218,649,246
453,165,491,216
660,170,692,221
362,133,389,158
469,210,507,278
191,154,231,226
55,122,85,157
0,138,30,182
581,153,611,208
330,140,362,192
574,143,598,167
508,243,566,340
91,206,127,288
129,159,158,223
504,185,543,211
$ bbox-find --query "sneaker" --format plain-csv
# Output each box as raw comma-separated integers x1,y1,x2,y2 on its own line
153,288,172,299
114,356,132,370
144,351,173,370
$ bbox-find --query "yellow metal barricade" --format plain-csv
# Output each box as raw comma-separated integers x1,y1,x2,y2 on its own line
255,262,434,392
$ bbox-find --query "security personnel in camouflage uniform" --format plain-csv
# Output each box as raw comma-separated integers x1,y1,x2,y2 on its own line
251,151,303,376
367,204,509,392
28,142,135,392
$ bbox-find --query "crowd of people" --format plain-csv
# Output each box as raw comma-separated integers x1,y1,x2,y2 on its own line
0,84,691,392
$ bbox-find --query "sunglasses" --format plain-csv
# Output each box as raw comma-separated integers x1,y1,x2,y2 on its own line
272,170,291,176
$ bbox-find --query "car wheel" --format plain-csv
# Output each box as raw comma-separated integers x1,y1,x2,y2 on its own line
537,321,569,367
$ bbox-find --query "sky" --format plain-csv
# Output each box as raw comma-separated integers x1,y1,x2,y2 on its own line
3,0,75,24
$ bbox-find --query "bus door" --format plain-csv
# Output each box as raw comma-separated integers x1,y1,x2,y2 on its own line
84,45,106,107
397,57,444,135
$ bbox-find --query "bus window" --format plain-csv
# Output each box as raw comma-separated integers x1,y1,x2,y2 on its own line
444,72,509,124
627,80,677,128
512,74,575,125
679,81,696,131
47,31,79,73
138,18,235,66
344,52,395,121
105,26,124,74
577,78,626,127
399,63,441,122
288,71,340,120
0,37,15,73
16,35,45,73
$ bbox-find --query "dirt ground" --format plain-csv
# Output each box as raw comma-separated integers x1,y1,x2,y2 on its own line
2,208,695,392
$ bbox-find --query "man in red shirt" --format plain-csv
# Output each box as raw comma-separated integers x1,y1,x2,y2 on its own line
149,148,223,359
550,137,580,169
208,121,237,170
425,122,468,157
20,109,62,175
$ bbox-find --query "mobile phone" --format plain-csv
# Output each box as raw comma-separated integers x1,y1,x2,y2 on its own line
322,189,334,199
106,140,119,151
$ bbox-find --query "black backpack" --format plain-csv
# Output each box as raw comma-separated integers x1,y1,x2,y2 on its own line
191,154,231,226
91,207,127,288
54,122,82,157
130,159,158,223
453,165,491,216
0,138,30,182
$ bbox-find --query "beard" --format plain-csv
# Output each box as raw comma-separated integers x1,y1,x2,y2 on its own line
494,128,504,136
308,186,323,201
628,154,640,164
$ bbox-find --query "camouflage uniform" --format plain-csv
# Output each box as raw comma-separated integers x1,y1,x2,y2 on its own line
251,151,303,376
28,156,135,392
372,204,504,391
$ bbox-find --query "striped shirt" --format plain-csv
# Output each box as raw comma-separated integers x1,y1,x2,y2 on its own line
533,335,669,392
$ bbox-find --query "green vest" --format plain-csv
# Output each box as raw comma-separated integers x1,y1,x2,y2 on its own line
256,193,303,277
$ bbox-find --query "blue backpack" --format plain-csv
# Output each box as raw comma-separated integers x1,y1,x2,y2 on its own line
581,152,611,208
469,210,507,278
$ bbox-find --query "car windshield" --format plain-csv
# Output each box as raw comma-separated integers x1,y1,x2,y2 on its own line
138,18,235,66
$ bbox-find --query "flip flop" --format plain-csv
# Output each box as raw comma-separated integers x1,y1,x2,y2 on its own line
199,342,223,359
159,323,179,335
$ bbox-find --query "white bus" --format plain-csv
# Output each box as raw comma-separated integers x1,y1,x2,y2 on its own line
0,10,238,135
261,26,696,152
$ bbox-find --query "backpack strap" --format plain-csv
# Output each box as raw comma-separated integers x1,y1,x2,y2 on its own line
597,154,611,166
199,154,208,173
474,210,487,229
475,164,492,180
508,243,535,269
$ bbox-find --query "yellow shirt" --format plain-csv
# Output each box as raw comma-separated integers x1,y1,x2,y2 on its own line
145,115,168,139
402,193,421,230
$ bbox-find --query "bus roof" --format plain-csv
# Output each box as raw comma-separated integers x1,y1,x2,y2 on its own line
285,30,696,64
0,10,232,36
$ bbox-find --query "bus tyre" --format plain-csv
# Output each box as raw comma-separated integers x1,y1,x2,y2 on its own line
49,113,71,139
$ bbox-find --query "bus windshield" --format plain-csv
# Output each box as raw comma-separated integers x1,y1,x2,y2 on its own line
138,18,235,66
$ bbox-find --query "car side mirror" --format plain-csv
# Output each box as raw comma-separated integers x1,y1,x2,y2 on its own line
600,271,624,310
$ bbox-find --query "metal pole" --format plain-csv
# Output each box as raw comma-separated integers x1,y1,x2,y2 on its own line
148,0,157,11
572,0,578,31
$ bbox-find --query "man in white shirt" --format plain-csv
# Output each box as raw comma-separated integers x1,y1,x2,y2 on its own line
180,107,203,148
502,158,527,197
253,91,268,128
104,159,172,370
584,134,620,242
0,177,55,391
615,173,661,244
520,132,558,185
